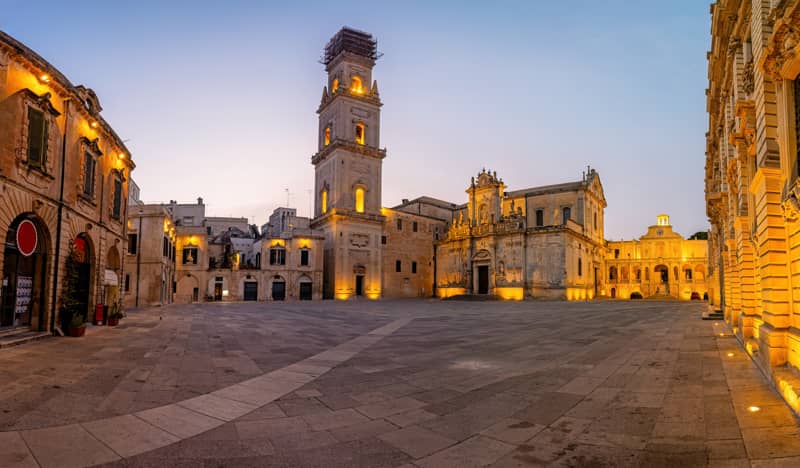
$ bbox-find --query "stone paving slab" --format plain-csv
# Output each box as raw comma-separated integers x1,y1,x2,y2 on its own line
5,300,800,466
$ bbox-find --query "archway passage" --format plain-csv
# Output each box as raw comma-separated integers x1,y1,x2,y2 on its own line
655,265,669,283
1,214,50,330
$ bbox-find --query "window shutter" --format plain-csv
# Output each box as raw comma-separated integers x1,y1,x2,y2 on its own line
27,108,45,166
113,178,122,218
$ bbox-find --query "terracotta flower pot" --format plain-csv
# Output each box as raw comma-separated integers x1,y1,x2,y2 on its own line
107,317,120,327
68,325,86,337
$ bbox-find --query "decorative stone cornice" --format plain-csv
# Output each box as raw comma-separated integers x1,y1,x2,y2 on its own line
311,138,386,165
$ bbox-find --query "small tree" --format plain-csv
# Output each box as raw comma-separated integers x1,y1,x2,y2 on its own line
59,244,85,329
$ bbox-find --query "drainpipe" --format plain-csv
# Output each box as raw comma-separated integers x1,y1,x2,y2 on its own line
135,213,142,307
50,97,71,334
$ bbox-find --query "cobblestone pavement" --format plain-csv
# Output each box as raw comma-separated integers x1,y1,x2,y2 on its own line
1,300,798,467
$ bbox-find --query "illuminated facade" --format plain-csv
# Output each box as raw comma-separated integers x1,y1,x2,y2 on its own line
706,0,800,408
0,32,134,333
605,215,708,300
435,169,607,300
311,28,385,300
122,205,176,308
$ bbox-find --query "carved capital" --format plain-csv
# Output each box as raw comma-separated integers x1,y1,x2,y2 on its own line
782,179,800,222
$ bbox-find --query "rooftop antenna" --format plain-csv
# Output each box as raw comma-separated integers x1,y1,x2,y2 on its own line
285,188,291,208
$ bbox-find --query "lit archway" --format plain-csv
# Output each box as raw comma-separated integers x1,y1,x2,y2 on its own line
2,213,51,331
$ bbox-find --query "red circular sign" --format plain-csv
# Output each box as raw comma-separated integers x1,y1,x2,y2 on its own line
16,220,37,257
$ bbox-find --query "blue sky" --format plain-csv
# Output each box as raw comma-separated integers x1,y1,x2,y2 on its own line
2,1,710,239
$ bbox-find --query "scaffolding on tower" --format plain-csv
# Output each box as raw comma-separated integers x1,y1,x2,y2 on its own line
321,27,382,65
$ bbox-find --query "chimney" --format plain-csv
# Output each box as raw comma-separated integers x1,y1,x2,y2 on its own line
402,199,409,204
197,197,204,205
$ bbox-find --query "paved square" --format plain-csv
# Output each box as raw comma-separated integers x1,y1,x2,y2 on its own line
0,299,798,467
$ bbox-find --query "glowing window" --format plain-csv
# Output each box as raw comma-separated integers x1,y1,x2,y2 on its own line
351,76,364,94
321,189,328,214
355,187,365,213
332,78,339,93
355,123,365,145
324,126,331,146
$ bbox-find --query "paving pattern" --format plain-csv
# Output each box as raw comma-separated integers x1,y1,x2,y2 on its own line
0,300,798,467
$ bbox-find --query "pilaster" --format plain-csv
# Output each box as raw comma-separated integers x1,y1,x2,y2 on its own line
750,166,790,368
736,216,759,340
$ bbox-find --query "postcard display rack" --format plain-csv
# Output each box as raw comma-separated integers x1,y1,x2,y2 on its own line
14,276,32,326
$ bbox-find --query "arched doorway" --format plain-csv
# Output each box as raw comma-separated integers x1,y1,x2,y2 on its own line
105,245,121,314
610,287,616,299
70,234,93,325
177,275,200,303
271,275,286,301
1,214,50,330
298,275,312,300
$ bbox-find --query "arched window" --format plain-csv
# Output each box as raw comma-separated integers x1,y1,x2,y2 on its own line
355,187,365,213
609,266,617,281
331,78,339,93
351,76,364,94
578,258,582,277
355,123,365,145
562,207,571,225
321,189,328,214
324,126,331,146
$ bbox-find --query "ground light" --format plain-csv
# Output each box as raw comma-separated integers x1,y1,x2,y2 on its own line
727,352,734,357
748,406,760,412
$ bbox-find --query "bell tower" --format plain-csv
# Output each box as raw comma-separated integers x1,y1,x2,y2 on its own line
311,27,385,299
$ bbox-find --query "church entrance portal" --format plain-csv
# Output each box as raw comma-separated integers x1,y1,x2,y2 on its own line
355,275,364,297
477,265,489,294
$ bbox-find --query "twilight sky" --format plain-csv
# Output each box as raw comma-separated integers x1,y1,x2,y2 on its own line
2,1,710,240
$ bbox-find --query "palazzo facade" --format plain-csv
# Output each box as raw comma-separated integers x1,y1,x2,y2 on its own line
707,0,800,410
0,32,134,333
605,215,709,301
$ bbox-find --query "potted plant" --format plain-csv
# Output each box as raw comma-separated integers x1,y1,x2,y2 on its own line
60,244,87,337
107,301,124,326
69,313,86,337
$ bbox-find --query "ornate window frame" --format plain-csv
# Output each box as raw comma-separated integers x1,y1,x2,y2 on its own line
78,137,102,204
109,168,126,222
17,89,60,179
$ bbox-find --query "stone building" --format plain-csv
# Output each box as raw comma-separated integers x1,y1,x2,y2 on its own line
262,207,297,238
706,0,800,409
605,215,708,300
167,203,324,303
122,205,176,308
0,31,134,333
311,27,386,300
381,204,449,298
434,169,607,300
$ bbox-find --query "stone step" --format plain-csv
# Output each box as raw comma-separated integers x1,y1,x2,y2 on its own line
0,331,51,349
702,309,724,321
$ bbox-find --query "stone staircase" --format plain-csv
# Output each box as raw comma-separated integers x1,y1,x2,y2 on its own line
0,329,51,348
